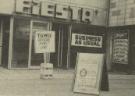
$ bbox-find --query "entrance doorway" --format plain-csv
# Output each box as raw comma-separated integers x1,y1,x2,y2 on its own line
29,20,49,69
7,16,71,69
50,23,69,69
11,17,50,69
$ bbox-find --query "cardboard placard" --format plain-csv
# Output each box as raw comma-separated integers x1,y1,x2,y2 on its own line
73,53,104,95
112,31,128,64
71,33,103,48
35,31,55,53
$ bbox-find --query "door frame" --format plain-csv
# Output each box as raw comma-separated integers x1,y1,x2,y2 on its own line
28,20,51,69
9,16,31,69
8,16,14,69
52,23,71,69
7,16,71,69
0,19,3,66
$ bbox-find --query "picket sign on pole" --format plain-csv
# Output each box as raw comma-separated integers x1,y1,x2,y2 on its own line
35,31,55,79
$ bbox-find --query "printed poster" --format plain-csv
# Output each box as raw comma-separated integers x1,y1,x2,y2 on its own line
113,31,128,64
35,31,55,53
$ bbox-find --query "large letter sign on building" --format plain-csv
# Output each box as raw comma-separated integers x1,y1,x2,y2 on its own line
35,31,55,53
73,53,104,95
15,0,96,23
41,2,55,17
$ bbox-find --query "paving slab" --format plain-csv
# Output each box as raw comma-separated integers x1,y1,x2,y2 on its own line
0,67,135,96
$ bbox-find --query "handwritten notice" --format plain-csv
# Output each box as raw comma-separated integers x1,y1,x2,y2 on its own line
35,31,55,53
73,53,104,95
113,32,128,64
71,33,103,48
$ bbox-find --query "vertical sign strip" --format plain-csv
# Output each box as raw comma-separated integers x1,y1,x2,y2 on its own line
112,31,128,64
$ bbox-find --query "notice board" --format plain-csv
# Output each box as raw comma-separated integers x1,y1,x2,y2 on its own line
112,31,128,64
73,53,104,95
71,33,103,48
35,31,55,53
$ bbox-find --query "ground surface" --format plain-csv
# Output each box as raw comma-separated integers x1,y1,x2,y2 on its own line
0,68,135,96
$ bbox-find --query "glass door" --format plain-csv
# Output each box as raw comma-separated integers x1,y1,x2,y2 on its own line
50,23,69,69
11,18,30,68
29,20,50,69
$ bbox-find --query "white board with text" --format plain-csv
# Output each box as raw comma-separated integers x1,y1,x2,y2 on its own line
73,53,104,95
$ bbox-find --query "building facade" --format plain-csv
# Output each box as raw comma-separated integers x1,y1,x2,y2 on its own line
0,0,108,69
108,0,135,73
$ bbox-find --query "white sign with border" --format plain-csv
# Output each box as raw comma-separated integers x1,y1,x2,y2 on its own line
73,53,104,95
71,33,103,48
35,31,55,53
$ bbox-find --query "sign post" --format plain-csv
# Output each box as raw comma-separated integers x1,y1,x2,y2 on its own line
35,31,55,79
73,53,104,95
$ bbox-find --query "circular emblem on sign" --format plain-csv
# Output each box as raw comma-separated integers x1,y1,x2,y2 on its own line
80,68,87,77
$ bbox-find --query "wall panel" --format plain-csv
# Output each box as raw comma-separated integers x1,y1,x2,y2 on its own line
0,0,15,14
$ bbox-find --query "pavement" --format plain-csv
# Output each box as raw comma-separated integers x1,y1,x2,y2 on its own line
0,67,135,96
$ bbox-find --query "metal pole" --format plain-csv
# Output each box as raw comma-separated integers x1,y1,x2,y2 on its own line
67,24,72,69
8,16,14,69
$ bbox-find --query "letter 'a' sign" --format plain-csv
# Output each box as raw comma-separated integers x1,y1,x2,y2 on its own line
73,53,104,95
35,31,55,53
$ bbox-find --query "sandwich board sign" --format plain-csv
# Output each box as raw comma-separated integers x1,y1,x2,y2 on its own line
73,53,104,95
35,31,55,53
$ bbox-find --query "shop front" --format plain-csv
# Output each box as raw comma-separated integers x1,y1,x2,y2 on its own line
70,23,106,68
0,15,73,69
1,16,52,69
0,15,107,69
108,26,135,73
0,0,108,69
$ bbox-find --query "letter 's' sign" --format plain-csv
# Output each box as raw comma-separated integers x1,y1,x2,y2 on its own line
15,0,94,23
